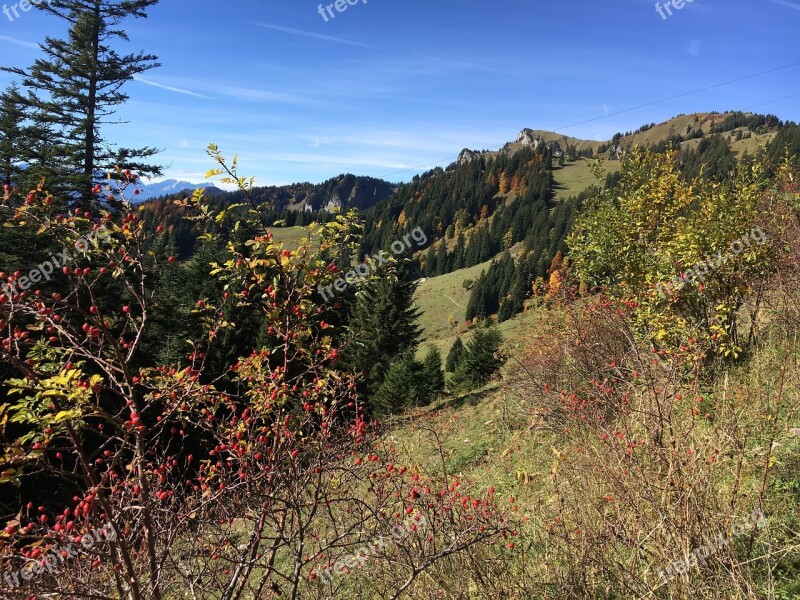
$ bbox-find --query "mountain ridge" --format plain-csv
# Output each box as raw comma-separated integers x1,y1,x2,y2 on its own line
137,179,217,201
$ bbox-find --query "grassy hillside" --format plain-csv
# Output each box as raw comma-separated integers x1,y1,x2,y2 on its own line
269,225,310,249
413,254,537,359
385,330,800,598
552,157,620,200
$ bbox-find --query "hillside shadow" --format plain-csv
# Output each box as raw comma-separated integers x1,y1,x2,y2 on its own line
430,383,499,414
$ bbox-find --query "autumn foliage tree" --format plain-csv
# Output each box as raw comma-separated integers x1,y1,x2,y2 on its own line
568,149,779,358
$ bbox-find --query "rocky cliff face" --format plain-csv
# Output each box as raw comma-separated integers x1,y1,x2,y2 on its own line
457,148,481,166
515,129,563,156
516,129,538,146
323,195,342,211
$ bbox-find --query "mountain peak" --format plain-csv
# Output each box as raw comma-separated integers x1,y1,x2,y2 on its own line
137,179,217,201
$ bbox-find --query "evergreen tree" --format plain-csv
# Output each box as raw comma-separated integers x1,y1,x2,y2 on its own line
343,258,422,406
452,232,466,270
420,346,445,402
0,85,26,186
448,322,505,393
497,297,517,322
4,0,162,202
768,123,800,168
425,244,437,276
373,352,423,414
681,135,736,181
435,242,447,276
465,269,488,319
445,336,465,373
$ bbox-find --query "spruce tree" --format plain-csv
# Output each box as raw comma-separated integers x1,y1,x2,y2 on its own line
425,244,437,276
0,85,26,186
448,322,505,393
4,0,162,202
420,346,445,402
445,336,465,372
343,258,422,405
435,242,447,276
497,297,516,322
373,352,423,414
465,280,482,320
452,233,466,270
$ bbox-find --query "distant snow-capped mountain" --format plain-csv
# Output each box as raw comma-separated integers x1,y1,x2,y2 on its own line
136,179,217,201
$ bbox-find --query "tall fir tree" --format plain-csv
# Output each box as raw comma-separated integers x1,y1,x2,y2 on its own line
373,352,423,414
425,244,437,276
448,322,505,393
420,346,445,403
452,232,466,270
445,336,465,373
436,242,447,276
0,85,26,186
4,0,162,202
343,258,422,407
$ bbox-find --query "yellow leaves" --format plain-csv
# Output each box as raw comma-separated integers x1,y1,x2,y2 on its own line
548,269,564,294
53,409,82,422
190,187,205,205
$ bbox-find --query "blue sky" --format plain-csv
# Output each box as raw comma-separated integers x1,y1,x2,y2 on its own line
1,0,799,186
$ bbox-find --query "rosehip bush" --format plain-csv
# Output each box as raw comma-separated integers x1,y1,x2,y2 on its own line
0,149,512,599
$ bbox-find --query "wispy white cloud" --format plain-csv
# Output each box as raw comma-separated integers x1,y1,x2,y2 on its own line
212,84,319,106
130,76,317,106
413,54,513,76
133,76,212,100
687,39,702,57
769,0,800,10
0,35,38,49
238,149,410,170
253,22,374,48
